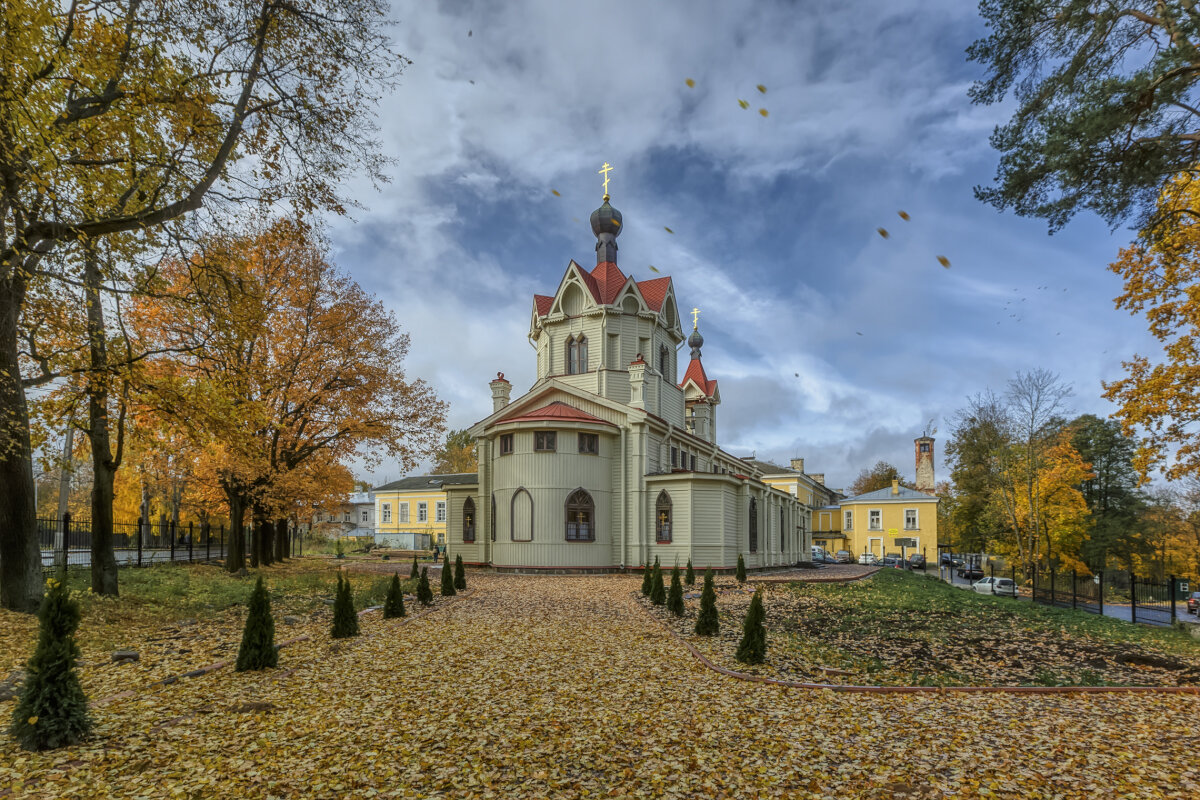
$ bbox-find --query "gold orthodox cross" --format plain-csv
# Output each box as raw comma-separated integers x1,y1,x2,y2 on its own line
598,162,613,198
692,307,700,329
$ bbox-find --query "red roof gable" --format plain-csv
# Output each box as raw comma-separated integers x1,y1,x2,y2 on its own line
534,295,554,316
490,401,617,428
680,357,718,397
636,277,671,311
590,261,627,304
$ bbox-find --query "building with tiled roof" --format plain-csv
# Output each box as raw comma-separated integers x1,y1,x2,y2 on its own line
442,184,813,572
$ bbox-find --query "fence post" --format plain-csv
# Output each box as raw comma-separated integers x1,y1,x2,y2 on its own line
188,521,194,562
1130,570,1137,625
1098,570,1104,617
60,511,70,569
1170,575,1177,625
219,523,225,560
137,516,143,566
170,520,176,563
1032,565,1038,605
1050,567,1056,607
205,522,211,561
1072,569,1077,611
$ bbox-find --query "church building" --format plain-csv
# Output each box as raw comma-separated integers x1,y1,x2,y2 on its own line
444,184,809,571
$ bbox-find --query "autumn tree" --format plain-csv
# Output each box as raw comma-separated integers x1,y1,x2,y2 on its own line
2,0,408,611
1070,414,1146,570
432,429,478,475
969,2,1200,234
848,461,909,496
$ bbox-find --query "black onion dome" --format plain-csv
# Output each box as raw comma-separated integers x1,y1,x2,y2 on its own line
590,200,623,238
688,328,704,349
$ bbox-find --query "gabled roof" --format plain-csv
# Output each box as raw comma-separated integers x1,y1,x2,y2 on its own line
534,294,554,316
373,473,478,492
636,277,671,311
842,485,938,503
590,261,627,304
489,400,617,428
532,262,675,317
680,357,718,397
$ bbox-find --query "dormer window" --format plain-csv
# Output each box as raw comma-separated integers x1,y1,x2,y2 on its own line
567,335,588,375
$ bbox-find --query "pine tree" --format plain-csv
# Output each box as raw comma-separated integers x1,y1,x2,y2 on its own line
440,558,456,597
640,558,653,596
236,576,278,671
736,587,767,665
383,572,406,619
417,567,434,606
9,576,91,751
667,565,684,617
331,573,359,638
454,554,466,590
685,558,695,586
736,553,747,583
650,560,666,606
410,556,419,579
694,569,719,636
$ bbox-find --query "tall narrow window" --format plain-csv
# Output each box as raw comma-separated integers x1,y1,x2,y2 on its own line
463,498,476,542
658,344,669,379
749,498,758,553
436,501,446,522
491,494,497,541
690,454,696,471
499,433,513,455
399,503,409,523
656,491,672,543
577,336,588,373
671,447,678,468
418,502,428,523
511,488,533,541
566,337,576,375
565,489,595,541
844,510,852,531
381,503,392,523
904,508,918,530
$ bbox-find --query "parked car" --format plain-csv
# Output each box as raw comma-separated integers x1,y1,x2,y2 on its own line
957,565,984,580
1188,591,1200,614
858,553,880,566
908,554,926,569
940,553,963,567
835,550,852,563
973,577,1018,596
881,553,904,568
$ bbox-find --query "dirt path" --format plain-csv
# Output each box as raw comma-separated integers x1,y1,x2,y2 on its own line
3,574,1197,798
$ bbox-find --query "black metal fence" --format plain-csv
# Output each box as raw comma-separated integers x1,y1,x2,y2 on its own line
38,513,231,573
978,562,1192,628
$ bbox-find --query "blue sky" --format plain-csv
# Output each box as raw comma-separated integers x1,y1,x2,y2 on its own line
328,0,1159,492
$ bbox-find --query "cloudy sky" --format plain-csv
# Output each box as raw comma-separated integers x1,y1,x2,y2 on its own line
329,0,1158,492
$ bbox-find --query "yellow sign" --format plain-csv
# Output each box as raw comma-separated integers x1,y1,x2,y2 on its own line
887,528,900,536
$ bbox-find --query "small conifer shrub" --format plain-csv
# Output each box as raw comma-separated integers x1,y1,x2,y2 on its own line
736,553,747,583
9,577,91,751
454,554,466,590
410,556,419,579
236,576,278,671
667,565,685,616
440,557,456,597
640,559,653,596
735,587,767,665
650,561,666,606
685,558,695,586
331,573,359,638
694,569,719,636
417,567,434,606
383,573,407,619
335,538,345,559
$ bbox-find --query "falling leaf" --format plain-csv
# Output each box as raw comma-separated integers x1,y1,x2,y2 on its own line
551,189,561,197
877,228,889,239
759,108,769,117
468,30,472,36
898,210,910,221
937,255,951,268
27,716,38,725
856,331,864,336
649,265,660,273
738,99,750,109
664,226,674,234
757,84,767,94
685,78,695,88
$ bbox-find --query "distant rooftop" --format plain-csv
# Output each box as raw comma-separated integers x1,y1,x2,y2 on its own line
373,473,479,492
842,485,937,503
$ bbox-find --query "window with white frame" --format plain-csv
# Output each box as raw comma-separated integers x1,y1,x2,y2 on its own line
868,509,882,530
381,504,392,523
361,510,368,523
399,502,410,523
904,508,918,530
844,510,853,530
418,502,428,523
436,501,446,523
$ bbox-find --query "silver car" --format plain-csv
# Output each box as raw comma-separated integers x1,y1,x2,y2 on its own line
857,553,880,566
972,577,1018,597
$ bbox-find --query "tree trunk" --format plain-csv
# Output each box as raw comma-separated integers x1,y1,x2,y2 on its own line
275,518,288,561
0,268,42,612
225,488,246,572
84,243,120,596
249,506,262,568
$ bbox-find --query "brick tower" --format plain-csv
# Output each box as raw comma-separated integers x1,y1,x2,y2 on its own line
914,435,935,494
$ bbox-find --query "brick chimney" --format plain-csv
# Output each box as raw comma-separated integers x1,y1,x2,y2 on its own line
891,478,900,496
490,372,511,413
790,458,804,472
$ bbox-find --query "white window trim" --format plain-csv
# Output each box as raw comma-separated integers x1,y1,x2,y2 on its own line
361,510,369,522
844,510,853,531
399,502,410,523
868,508,882,531
904,508,919,530
381,503,392,523
436,501,447,523
418,502,428,523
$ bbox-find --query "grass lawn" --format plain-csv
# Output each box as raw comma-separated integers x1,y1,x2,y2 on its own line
649,568,1200,686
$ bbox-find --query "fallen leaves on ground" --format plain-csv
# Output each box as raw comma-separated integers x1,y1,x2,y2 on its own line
1,570,1197,798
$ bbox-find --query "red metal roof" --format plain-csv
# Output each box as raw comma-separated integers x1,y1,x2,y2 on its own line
680,357,718,397
490,401,617,428
636,277,671,311
533,263,674,317
590,261,627,304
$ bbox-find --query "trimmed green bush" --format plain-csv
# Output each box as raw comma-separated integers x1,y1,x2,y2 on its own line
694,569,719,636
335,538,345,559
410,556,419,579
685,558,695,586
454,554,466,590
236,576,278,671
331,573,359,638
640,558,653,596
9,576,91,751
383,573,406,619
417,567,433,606
736,587,767,665
440,557,456,597
736,553,747,583
667,565,684,616
650,561,666,606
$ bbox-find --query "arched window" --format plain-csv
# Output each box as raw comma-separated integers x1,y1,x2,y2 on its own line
658,344,670,380
566,335,588,375
491,494,496,541
511,488,533,542
656,491,672,543
749,498,758,553
565,489,594,541
463,498,476,543
578,335,588,373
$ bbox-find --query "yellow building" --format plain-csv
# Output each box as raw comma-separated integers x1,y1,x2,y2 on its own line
839,479,938,561
373,474,477,548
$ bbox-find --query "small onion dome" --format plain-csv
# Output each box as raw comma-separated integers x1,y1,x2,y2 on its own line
688,328,704,350
590,199,623,238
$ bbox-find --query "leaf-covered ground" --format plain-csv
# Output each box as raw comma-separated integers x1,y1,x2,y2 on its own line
2,567,1198,798
648,569,1200,687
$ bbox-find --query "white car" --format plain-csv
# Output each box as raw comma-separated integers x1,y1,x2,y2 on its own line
972,577,1018,597
857,553,880,566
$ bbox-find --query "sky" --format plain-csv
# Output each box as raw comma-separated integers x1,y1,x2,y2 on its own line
327,0,1160,493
